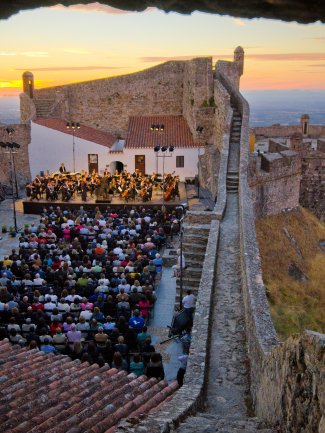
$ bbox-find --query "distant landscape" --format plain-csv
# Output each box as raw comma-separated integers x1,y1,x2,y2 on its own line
1,90,325,127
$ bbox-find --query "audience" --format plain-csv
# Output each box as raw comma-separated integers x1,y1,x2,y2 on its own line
0,205,184,377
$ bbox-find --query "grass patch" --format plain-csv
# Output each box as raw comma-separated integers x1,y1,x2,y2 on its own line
255,207,325,340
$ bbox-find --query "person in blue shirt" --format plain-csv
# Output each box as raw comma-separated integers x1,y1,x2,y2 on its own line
40,338,57,354
129,309,144,332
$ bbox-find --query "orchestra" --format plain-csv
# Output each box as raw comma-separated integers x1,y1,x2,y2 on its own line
25,169,180,203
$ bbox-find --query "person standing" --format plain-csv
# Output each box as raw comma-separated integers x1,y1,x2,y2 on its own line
59,162,67,173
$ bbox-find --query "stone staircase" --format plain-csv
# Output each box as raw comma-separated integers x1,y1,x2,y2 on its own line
34,98,56,117
175,222,210,306
226,109,241,193
175,108,276,433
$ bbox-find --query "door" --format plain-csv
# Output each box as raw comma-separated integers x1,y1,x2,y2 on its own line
135,155,145,175
88,154,98,174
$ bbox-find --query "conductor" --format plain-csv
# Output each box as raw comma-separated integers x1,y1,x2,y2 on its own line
59,162,67,173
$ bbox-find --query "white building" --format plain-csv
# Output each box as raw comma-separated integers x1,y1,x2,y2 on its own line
29,115,204,181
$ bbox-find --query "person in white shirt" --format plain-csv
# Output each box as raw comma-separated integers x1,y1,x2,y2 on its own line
33,273,46,286
182,290,196,323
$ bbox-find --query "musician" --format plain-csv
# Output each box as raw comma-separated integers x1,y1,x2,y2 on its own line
59,163,67,174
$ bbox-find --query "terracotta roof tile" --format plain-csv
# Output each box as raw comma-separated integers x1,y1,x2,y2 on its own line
0,342,178,433
33,118,117,149
125,115,202,149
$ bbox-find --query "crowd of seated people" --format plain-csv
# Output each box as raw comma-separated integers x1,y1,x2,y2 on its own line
0,205,180,377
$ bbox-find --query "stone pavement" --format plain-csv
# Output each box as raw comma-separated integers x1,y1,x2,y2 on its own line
0,198,39,260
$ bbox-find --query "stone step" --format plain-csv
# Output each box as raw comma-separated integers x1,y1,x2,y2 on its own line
184,250,206,262
182,241,207,253
226,174,239,181
185,258,204,268
227,185,239,191
182,266,202,278
182,223,211,232
183,233,208,246
226,178,239,185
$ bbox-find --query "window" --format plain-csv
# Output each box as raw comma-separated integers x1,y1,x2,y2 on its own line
176,156,184,168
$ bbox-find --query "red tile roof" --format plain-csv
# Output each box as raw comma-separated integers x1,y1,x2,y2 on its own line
0,340,178,433
125,115,202,149
33,118,117,148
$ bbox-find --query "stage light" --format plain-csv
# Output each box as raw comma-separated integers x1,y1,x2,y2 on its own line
150,124,155,131
169,145,175,152
6,127,15,136
0,142,6,148
160,125,165,132
66,122,70,129
12,142,20,149
154,145,161,152
76,123,81,129
161,146,168,152
155,125,160,131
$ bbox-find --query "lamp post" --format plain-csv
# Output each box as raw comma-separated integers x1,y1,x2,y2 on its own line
154,144,175,210
66,122,80,172
0,139,20,233
196,126,204,198
151,124,165,175
175,205,186,310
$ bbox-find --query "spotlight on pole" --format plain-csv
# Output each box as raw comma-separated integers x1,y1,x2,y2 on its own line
161,146,168,152
154,145,161,152
169,145,174,152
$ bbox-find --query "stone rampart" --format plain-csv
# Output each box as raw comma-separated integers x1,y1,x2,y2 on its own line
248,150,301,218
218,68,325,433
0,124,31,191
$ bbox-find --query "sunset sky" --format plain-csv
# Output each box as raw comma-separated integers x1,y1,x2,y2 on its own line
0,3,324,95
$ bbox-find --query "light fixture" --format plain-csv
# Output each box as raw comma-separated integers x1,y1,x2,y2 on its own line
6,127,15,136
169,145,175,152
160,125,165,132
161,146,168,152
76,123,81,129
154,145,161,152
150,124,155,131
66,122,70,129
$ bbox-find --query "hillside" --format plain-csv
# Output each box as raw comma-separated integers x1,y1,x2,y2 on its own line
255,207,325,340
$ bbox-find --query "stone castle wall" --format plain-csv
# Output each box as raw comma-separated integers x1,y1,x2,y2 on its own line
248,151,301,218
251,124,325,139
300,151,325,221
0,124,31,191
34,62,185,137
221,67,325,433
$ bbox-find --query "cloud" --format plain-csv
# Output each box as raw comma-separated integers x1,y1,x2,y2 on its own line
61,49,91,55
307,64,325,67
233,18,246,27
140,55,221,62
309,37,325,40
50,3,152,14
21,51,49,58
0,52,17,56
245,53,325,61
140,52,325,64
14,66,125,71
0,51,49,58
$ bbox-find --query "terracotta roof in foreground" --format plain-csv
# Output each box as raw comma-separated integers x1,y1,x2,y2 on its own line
0,340,178,433
125,115,202,149
33,118,117,148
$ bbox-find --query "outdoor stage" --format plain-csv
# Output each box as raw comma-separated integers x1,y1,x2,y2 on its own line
22,182,187,214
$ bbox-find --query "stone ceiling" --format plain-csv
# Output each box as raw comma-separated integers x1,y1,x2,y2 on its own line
1,0,324,23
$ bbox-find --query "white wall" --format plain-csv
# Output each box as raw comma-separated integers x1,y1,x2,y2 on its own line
107,148,200,181
29,123,201,181
29,122,111,177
